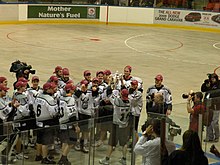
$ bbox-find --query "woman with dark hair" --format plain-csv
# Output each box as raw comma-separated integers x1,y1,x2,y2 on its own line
168,130,208,165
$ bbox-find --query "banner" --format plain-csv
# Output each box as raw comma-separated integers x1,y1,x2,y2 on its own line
154,9,220,28
28,5,100,19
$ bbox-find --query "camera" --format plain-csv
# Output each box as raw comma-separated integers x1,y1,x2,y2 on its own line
182,92,195,99
169,127,182,136
22,65,36,75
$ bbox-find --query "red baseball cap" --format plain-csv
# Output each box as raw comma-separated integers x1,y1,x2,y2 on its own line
124,65,132,72
92,77,99,83
155,74,163,81
0,84,9,91
32,76,39,82
80,80,89,86
62,68,70,76
53,66,62,73
43,82,56,90
18,77,29,83
66,79,74,84
121,89,129,101
50,75,58,82
84,70,91,76
131,80,138,85
96,71,104,76
15,81,27,88
0,77,7,83
104,70,111,75
65,84,76,91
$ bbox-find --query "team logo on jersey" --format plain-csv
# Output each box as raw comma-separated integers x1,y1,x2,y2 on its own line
87,7,96,18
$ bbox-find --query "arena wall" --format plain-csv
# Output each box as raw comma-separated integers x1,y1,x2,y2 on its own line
0,4,219,29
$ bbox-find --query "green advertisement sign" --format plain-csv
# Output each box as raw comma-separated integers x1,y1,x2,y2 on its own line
28,5,100,19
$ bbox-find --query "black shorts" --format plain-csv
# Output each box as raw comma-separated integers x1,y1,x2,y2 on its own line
78,113,92,131
59,129,77,144
36,127,55,145
14,117,36,131
108,124,130,147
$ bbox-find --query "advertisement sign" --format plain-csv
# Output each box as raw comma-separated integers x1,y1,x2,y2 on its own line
154,9,220,28
28,5,100,19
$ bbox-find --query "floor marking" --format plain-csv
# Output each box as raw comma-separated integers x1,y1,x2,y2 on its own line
213,42,220,50
124,34,219,67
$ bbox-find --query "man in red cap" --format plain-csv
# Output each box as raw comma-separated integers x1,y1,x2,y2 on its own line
34,82,59,164
84,70,92,82
0,77,8,87
57,84,79,165
128,80,143,145
99,88,131,165
58,68,72,90
146,74,172,116
74,79,100,153
12,80,36,160
103,70,112,85
53,66,62,79
0,84,20,164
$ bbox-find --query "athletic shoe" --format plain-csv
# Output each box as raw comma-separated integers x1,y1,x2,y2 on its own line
41,157,56,164
35,155,43,161
81,145,89,153
16,153,29,160
74,142,81,151
99,157,110,165
92,140,103,147
57,158,71,165
119,157,127,165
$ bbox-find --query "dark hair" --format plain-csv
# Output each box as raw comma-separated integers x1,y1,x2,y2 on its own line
181,130,204,164
152,118,161,136
195,92,203,101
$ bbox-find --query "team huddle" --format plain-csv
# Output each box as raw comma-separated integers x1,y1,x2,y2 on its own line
0,63,145,165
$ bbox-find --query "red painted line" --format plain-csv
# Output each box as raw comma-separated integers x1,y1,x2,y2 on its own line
214,66,220,78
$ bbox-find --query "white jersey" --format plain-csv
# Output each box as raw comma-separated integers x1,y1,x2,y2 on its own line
59,96,77,124
129,90,143,116
34,93,58,122
116,76,143,91
0,97,13,121
13,92,31,120
146,85,172,108
58,78,65,89
109,90,131,128
75,90,99,116
27,87,41,103
113,97,130,128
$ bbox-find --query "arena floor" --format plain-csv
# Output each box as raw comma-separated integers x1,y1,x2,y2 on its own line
0,22,220,164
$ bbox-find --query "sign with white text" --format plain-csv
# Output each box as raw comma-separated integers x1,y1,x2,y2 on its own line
28,5,100,19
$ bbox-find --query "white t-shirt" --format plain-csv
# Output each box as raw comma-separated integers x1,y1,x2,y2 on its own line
134,136,176,165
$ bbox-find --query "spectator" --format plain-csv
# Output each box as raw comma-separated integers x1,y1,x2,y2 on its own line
148,92,168,116
201,73,220,142
186,91,205,132
134,118,175,165
201,73,220,92
167,130,208,165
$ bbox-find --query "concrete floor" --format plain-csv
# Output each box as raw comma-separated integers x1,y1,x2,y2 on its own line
0,23,220,164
